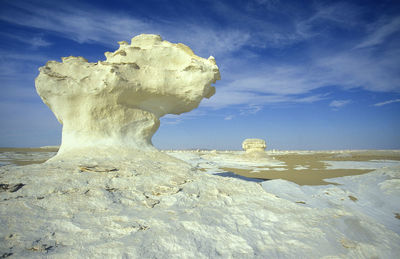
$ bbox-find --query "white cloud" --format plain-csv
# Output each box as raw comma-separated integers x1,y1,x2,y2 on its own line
313,2,363,25
30,37,52,48
240,105,262,115
356,16,400,48
0,52,49,62
161,110,207,125
201,87,326,109
315,49,400,93
296,2,364,38
0,51,49,78
329,100,351,108
1,0,399,115
373,99,400,107
224,115,234,120
0,2,151,46
222,66,327,96
0,1,251,57
203,40,400,110
0,32,52,48
165,26,251,57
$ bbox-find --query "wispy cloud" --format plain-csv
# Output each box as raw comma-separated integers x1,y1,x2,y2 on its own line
210,0,309,48
356,16,400,48
0,1,251,57
0,51,49,78
161,110,207,125
202,36,400,110
329,99,351,109
0,0,314,57
0,52,49,62
220,66,328,96
0,2,151,46
373,99,400,107
315,49,400,93
240,105,262,115
296,2,364,38
0,32,52,49
224,115,234,120
1,0,399,116
202,88,326,109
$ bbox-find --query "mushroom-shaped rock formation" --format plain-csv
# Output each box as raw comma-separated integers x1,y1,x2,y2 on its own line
35,34,220,159
242,138,267,153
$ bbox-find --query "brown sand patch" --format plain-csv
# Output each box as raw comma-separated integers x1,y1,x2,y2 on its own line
0,147,59,152
273,151,400,169
221,167,372,185
0,148,58,166
220,151,400,185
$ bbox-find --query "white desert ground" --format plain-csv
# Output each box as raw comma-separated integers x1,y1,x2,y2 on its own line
1,148,400,258
1,34,400,258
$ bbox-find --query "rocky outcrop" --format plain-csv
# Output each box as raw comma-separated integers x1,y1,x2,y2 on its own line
242,138,266,153
35,34,220,159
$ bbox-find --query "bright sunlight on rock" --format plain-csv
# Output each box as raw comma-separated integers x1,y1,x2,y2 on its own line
35,34,220,160
242,138,267,153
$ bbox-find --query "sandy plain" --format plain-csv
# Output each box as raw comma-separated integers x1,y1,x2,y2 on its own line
1,148,400,185
222,151,400,185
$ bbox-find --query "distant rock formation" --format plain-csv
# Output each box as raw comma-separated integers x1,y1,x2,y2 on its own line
35,34,220,158
242,138,266,153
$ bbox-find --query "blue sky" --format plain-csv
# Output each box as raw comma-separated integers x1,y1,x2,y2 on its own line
0,0,399,150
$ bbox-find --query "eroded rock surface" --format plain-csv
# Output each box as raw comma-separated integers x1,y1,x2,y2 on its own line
1,150,400,257
242,139,266,153
35,34,220,159
1,161,399,258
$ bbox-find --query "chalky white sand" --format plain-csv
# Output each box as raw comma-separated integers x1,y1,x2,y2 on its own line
1,150,400,258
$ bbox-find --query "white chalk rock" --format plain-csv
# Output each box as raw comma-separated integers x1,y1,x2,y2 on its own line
1,158,399,258
35,34,220,158
242,138,266,153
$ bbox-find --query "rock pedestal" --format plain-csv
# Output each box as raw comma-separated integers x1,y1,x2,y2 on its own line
242,138,267,153
35,34,220,159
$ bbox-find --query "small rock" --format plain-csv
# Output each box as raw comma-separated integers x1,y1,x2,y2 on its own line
242,139,266,153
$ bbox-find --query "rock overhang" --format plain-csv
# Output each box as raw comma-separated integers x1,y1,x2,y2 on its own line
35,34,220,159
